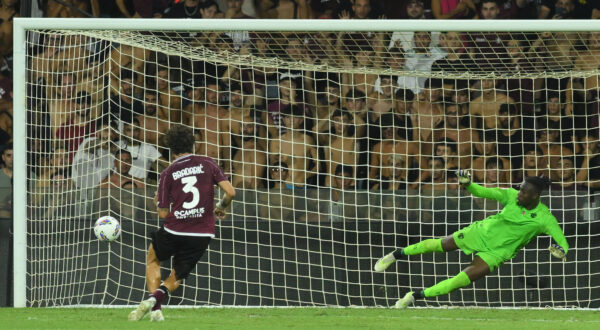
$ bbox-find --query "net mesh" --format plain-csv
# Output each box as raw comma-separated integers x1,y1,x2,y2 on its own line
23,28,600,307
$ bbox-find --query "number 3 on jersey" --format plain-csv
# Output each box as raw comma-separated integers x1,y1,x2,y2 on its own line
181,176,200,209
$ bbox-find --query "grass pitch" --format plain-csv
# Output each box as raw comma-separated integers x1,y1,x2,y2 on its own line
1,307,598,329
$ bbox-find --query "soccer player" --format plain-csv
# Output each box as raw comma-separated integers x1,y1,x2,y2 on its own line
128,124,235,322
374,170,569,308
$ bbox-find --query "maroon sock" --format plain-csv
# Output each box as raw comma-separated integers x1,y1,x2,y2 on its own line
152,301,162,311
150,285,169,305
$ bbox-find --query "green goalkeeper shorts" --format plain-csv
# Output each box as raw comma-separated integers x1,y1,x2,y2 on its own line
453,222,506,272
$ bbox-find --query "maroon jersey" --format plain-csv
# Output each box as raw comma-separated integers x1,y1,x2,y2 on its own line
157,154,228,237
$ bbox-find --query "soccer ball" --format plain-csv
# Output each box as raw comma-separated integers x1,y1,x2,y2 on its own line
94,216,121,242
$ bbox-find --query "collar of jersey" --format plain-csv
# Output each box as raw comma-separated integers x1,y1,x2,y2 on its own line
174,154,194,163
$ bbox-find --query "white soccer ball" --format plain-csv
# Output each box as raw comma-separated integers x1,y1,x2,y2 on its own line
94,216,121,242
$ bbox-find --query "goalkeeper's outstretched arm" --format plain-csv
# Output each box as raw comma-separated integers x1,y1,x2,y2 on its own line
545,215,569,260
455,170,511,205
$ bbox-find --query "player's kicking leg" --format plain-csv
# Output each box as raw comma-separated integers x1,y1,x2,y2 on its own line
129,244,182,321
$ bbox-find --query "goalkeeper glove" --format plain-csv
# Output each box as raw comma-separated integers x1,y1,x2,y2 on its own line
455,169,471,186
548,244,566,261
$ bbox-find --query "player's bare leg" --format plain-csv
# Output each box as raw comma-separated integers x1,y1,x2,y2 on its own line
148,269,182,322
374,235,457,272
146,244,161,292
129,244,170,321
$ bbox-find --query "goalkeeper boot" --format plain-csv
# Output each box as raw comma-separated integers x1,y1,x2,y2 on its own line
128,298,155,321
150,309,165,322
374,251,397,272
393,291,415,309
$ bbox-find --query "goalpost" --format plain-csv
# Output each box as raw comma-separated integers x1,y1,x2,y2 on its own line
13,18,600,308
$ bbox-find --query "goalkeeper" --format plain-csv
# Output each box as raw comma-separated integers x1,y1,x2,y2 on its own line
374,170,569,308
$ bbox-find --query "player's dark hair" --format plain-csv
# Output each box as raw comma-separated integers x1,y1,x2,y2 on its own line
525,176,552,194
166,124,195,155
395,88,414,102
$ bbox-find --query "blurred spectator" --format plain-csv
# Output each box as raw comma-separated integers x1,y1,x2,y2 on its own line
371,154,411,190
257,0,310,19
472,134,511,183
338,0,374,19
314,81,341,142
369,112,419,186
433,139,459,169
431,0,477,19
0,143,12,218
137,90,169,146
105,69,141,123
514,145,548,183
576,134,600,190
432,32,474,72
119,119,162,180
55,91,97,162
186,80,228,162
163,0,210,18
331,164,355,201
404,32,445,93
537,92,575,144
370,75,396,111
100,149,145,189
38,169,75,219
551,156,585,190
343,89,368,138
411,78,444,156
435,102,479,169
0,74,11,143
489,103,528,172
268,161,290,189
388,1,440,54
420,157,447,192
46,0,99,17
224,0,252,18
393,88,415,141
324,109,358,186
71,121,116,192
0,0,18,74
267,75,311,137
479,0,499,19
49,72,76,132
538,0,586,19
482,157,510,187
536,128,574,179
154,66,182,122
470,79,515,129
231,116,267,189
269,104,318,187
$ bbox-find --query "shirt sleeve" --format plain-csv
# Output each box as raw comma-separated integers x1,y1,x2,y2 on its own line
543,214,569,254
466,183,513,205
157,171,171,209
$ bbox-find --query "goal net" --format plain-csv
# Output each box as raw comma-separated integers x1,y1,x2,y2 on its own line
14,19,600,308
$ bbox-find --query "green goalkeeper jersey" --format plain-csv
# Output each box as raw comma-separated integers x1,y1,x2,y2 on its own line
466,183,569,260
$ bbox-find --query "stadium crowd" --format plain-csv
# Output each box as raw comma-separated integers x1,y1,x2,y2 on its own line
0,0,600,221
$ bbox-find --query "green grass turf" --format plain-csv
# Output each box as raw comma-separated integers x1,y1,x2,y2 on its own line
1,307,599,330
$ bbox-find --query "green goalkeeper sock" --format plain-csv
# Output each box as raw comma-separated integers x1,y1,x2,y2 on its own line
401,238,444,256
423,271,471,298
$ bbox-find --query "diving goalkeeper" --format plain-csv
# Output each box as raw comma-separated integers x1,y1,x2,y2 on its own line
374,170,569,308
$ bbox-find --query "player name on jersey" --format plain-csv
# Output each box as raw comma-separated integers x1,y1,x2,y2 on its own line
172,165,204,180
